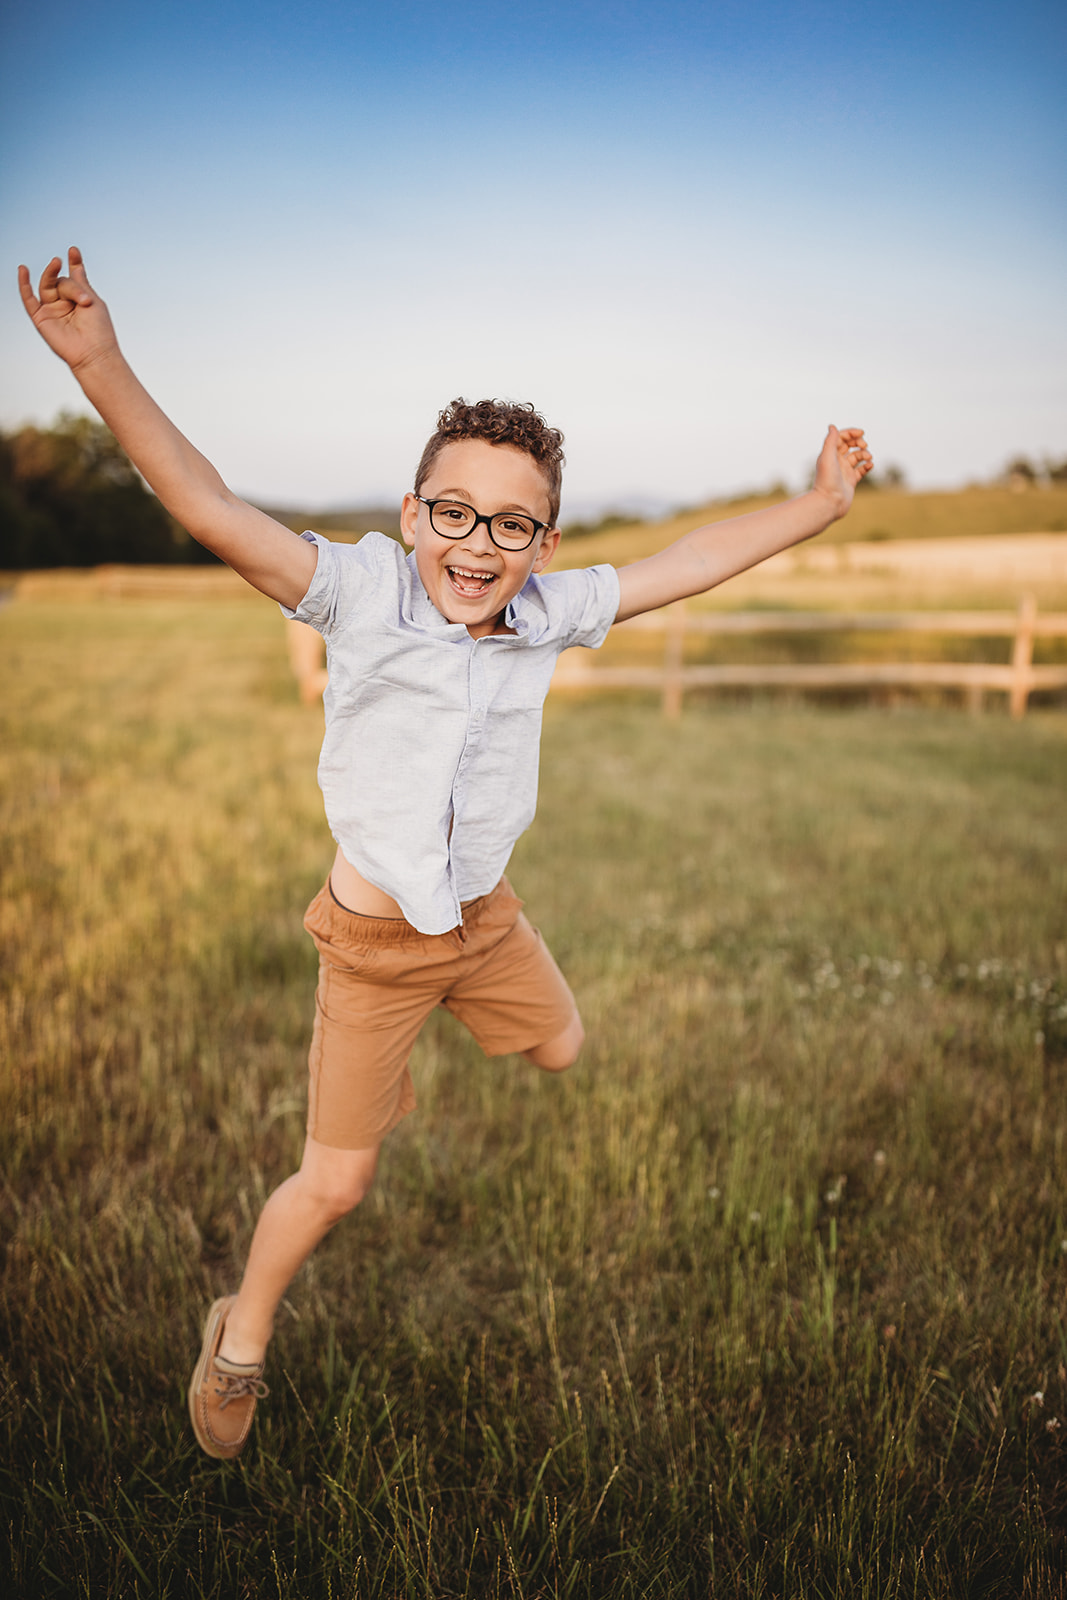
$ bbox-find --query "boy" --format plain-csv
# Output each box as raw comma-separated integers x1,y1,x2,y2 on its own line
19,248,872,1459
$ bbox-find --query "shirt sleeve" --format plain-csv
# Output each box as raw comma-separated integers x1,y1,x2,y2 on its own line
558,563,621,650
278,531,386,636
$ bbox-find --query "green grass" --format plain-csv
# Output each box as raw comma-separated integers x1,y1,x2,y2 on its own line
2,596,1066,1598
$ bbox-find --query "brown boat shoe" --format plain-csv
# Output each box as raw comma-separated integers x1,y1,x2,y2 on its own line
188,1295,269,1460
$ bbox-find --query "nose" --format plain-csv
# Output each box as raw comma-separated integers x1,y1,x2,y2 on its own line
464,514,497,553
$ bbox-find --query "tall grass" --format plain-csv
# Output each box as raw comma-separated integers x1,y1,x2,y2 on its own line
1,595,1065,1597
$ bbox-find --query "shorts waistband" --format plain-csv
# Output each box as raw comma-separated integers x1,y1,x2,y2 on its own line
319,876,509,946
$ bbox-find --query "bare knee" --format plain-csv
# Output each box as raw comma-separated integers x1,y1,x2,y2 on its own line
524,1014,585,1074
297,1138,379,1223
310,1174,373,1223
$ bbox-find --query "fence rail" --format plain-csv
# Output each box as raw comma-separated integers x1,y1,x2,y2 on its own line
551,595,1067,718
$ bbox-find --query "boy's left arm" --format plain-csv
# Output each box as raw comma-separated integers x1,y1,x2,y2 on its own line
614,426,872,622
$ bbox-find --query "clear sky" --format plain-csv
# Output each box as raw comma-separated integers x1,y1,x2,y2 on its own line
2,0,1064,516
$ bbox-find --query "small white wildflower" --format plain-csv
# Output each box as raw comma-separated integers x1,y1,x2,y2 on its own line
749,1210,762,1224
1047,1417,1062,1432
1030,1390,1045,1406
873,1150,887,1166
707,1186,721,1200
1060,1239,1067,1254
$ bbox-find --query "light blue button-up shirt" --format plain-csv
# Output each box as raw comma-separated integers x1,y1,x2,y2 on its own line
282,531,620,933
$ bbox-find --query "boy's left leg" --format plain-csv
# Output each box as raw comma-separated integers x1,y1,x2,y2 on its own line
523,1012,585,1072
444,882,585,1071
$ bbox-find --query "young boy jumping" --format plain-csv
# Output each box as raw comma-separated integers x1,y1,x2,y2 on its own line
19,247,872,1459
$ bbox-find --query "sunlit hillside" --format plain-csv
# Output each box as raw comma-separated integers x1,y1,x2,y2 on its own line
550,483,1067,572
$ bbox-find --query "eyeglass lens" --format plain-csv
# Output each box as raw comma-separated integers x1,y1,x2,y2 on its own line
428,500,538,551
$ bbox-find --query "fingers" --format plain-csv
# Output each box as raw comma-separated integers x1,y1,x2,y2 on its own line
833,427,868,454
67,245,91,292
58,245,93,306
17,263,40,317
822,423,873,485
17,255,62,317
18,250,92,318
38,253,63,301
832,425,872,460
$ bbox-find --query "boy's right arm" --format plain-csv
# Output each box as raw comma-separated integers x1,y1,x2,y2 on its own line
18,248,317,610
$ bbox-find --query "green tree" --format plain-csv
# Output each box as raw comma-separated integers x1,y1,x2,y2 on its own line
0,413,218,569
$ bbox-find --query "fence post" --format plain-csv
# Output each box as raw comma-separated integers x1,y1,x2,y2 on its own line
662,599,687,718
1009,593,1037,719
287,618,329,704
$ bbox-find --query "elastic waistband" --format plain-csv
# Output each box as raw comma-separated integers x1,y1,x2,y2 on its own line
317,876,509,947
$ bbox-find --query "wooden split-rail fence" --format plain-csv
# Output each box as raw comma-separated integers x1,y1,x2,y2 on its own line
549,594,1067,719
10,563,1063,717
281,597,1067,717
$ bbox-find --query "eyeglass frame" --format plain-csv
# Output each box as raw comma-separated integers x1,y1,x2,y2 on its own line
414,494,550,553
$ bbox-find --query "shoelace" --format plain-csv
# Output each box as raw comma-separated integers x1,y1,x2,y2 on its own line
214,1372,270,1410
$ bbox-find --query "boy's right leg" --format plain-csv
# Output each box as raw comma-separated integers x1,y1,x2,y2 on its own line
219,1135,381,1367
188,1136,378,1458
190,886,459,1455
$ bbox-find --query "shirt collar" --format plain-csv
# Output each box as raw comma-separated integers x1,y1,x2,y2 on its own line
503,579,550,642
406,552,469,637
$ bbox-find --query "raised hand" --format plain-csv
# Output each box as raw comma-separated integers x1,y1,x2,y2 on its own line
18,246,118,374
812,425,873,518
17,242,318,607
615,423,876,619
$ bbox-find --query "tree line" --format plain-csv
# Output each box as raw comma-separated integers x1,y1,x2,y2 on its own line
0,413,220,570
4,414,1065,574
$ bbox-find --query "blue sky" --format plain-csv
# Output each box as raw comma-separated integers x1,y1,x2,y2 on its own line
2,1,1064,515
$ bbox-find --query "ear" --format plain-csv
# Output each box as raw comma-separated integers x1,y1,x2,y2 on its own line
531,526,561,572
400,492,420,548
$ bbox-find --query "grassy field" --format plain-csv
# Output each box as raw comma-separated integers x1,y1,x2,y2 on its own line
2,591,1066,1598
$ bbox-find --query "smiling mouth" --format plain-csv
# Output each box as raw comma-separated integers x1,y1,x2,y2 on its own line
447,565,499,598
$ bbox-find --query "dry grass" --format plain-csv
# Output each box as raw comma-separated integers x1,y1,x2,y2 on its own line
1,590,1066,1597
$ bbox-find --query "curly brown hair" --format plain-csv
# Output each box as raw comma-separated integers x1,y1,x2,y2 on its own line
414,399,565,527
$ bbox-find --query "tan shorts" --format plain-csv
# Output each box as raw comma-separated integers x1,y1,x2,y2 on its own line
302,876,579,1150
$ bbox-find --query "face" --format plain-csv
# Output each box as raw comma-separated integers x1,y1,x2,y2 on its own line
401,439,561,639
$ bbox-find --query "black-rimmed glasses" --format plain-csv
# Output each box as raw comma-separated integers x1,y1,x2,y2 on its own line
415,495,548,552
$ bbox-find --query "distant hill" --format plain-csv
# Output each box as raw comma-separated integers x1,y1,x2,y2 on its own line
553,484,1067,571
256,505,402,542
